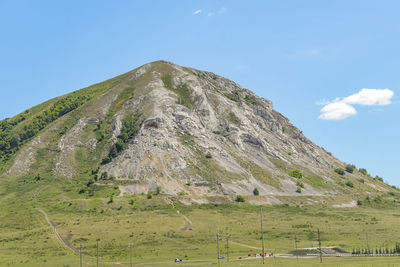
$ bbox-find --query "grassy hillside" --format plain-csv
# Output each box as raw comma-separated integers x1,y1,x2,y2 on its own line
0,173,399,266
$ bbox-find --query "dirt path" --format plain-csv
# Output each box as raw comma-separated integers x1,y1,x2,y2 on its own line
166,197,193,232
229,240,262,250
178,211,193,231
36,207,79,254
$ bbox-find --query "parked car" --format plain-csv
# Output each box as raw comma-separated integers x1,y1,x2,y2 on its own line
174,258,183,262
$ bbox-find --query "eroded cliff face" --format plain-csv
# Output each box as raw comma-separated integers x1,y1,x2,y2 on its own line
7,61,389,201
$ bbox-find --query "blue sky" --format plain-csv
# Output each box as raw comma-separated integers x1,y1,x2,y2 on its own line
0,0,399,186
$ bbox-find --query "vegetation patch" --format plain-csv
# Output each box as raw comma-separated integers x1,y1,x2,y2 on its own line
228,112,240,126
0,92,93,164
335,168,345,175
346,164,355,173
101,113,142,165
244,94,258,105
162,74,194,110
289,169,303,179
224,92,240,102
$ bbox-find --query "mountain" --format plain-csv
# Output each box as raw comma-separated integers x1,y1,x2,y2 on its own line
0,61,392,203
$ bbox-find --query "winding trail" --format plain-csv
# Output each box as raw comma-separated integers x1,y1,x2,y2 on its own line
36,207,127,265
36,207,79,254
228,240,262,250
165,197,193,232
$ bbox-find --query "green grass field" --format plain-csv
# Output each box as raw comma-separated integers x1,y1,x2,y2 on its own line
1,173,400,267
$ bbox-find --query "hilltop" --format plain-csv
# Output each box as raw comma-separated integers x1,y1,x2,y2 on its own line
0,61,395,204
1,61,400,266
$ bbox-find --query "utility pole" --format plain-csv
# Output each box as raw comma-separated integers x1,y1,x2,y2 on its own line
130,242,133,267
97,239,100,267
80,243,82,267
261,207,265,264
217,232,221,267
317,228,322,263
226,237,229,263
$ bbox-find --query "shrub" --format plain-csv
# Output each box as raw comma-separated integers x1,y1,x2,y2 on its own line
345,164,355,173
337,181,345,187
374,196,382,203
212,130,221,135
359,178,365,184
156,186,161,195
253,188,259,196
235,195,245,202
335,168,345,175
359,168,368,175
205,152,212,159
296,186,302,193
244,95,258,105
296,181,304,188
345,181,354,188
375,175,383,182
100,172,108,180
101,156,112,165
288,169,303,179
178,191,185,196
357,200,362,206
108,196,113,204
186,180,192,186
147,192,153,199
224,90,240,103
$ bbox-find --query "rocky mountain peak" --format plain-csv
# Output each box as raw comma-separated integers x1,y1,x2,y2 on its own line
3,61,390,203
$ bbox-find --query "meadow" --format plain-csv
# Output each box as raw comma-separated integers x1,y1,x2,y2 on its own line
0,174,400,266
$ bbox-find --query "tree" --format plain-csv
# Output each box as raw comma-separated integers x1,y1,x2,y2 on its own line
288,169,303,179
100,172,108,180
235,195,245,202
359,168,368,175
115,139,125,153
147,192,153,199
156,186,161,195
335,168,345,175
101,156,112,165
296,181,304,188
345,181,354,188
253,188,259,196
345,164,355,173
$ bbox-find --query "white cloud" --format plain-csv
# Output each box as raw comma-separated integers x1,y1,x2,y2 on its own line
193,9,202,15
343,88,394,106
208,12,215,17
318,88,394,120
319,101,357,120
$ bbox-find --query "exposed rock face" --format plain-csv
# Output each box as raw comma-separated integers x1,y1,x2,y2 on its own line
7,61,389,199
99,61,343,197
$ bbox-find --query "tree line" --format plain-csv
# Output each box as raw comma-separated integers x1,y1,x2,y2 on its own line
0,92,93,162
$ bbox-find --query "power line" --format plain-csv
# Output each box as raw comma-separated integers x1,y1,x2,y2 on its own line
80,243,82,267
226,237,229,263
97,240,99,267
261,207,265,264
317,228,322,263
130,242,133,267
217,232,221,267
